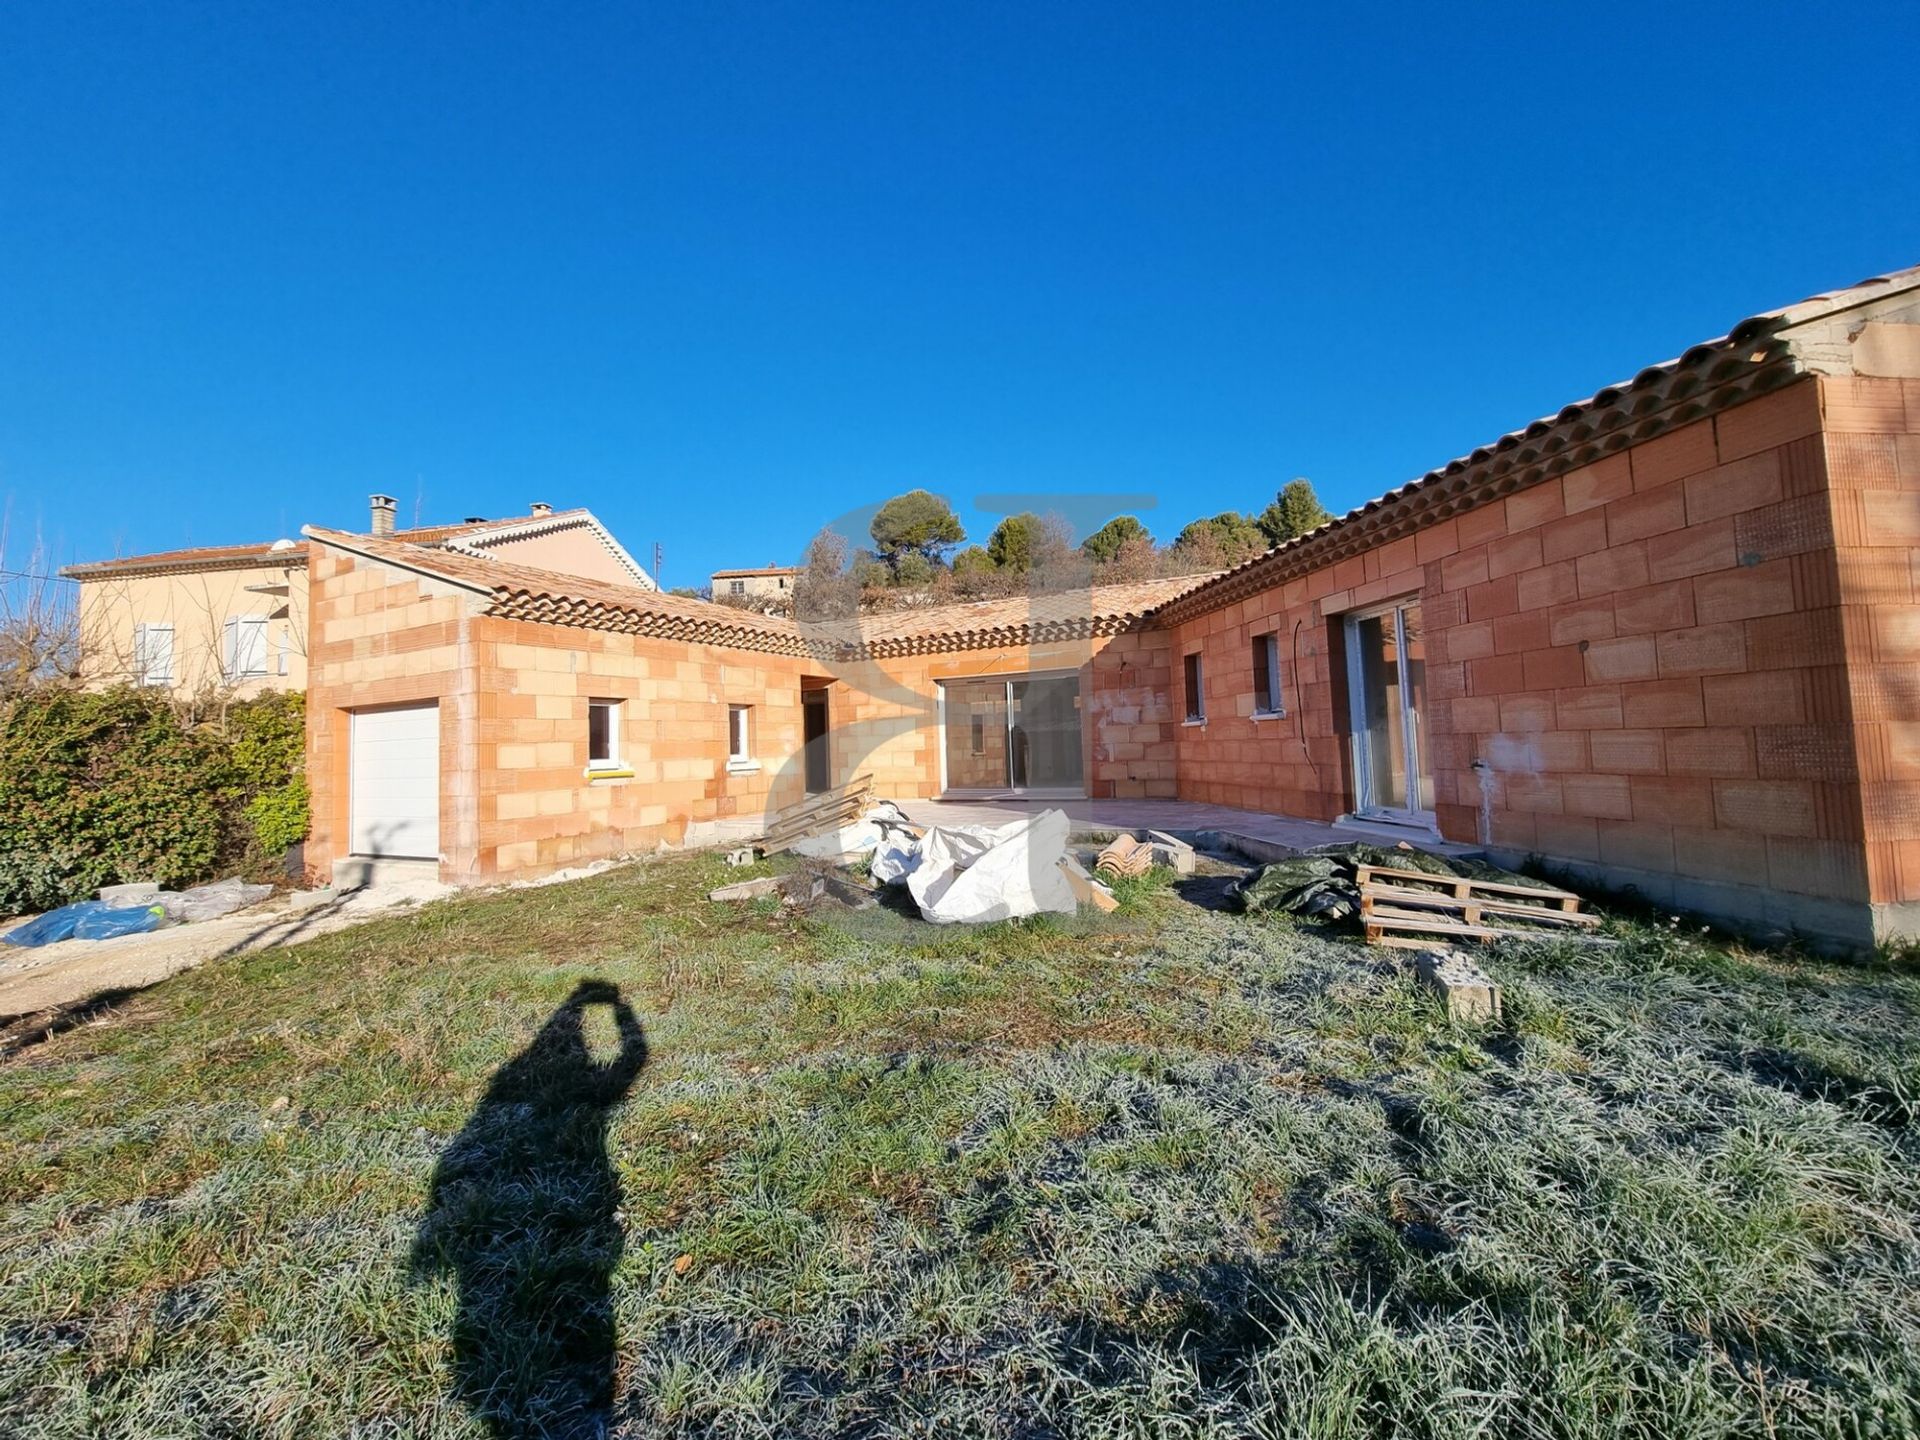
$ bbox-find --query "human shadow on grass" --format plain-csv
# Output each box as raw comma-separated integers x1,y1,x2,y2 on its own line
411,980,648,1439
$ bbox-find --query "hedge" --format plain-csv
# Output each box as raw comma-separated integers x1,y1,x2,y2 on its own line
0,687,309,914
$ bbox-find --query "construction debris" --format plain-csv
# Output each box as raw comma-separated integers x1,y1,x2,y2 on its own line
1058,854,1120,913
907,809,1077,924
722,848,756,868
1411,948,1503,1022
2,876,277,948
1143,830,1197,876
751,778,876,857
791,798,918,862
1228,842,1605,950
1356,863,1606,949
1094,834,1153,880
708,875,789,903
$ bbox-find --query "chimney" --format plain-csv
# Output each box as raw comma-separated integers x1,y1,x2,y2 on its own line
529,501,552,517
369,494,396,536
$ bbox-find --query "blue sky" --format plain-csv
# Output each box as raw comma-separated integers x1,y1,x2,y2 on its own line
2,2,1915,589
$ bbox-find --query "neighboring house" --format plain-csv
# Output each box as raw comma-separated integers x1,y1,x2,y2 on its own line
299,261,1920,951
711,564,799,601
63,496,655,696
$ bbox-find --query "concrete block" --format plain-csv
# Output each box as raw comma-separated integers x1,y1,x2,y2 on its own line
1412,948,1503,1023
1142,829,1197,876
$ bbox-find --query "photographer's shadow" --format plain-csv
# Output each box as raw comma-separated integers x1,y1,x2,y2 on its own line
411,980,648,1439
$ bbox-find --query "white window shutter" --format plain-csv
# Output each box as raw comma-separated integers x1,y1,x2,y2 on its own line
240,617,267,678
136,624,174,685
223,619,239,682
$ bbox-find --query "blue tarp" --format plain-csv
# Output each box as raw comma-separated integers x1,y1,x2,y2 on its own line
3,900,168,947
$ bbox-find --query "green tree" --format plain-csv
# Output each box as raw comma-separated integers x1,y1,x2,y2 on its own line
869,490,965,569
986,513,1042,572
1172,512,1268,565
950,545,997,578
891,551,937,588
1257,477,1333,545
1081,515,1150,565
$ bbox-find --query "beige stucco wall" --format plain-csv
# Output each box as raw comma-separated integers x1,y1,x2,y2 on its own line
75,559,309,697
480,525,645,589
713,571,796,600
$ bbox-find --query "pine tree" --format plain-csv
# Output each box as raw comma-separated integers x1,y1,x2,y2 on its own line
1257,478,1332,546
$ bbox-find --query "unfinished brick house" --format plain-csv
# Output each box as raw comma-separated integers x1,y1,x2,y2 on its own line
299,262,1920,948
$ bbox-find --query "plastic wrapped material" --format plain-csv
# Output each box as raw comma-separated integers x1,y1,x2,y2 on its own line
905,809,1077,925
161,878,274,924
3,900,170,947
790,801,918,861
4,901,109,947
72,903,169,941
870,836,922,886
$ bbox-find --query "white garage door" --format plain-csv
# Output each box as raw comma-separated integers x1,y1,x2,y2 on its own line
350,703,440,858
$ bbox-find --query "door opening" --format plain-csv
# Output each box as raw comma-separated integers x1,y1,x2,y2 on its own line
1344,600,1433,827
802,688,831,794
940,671,1084,796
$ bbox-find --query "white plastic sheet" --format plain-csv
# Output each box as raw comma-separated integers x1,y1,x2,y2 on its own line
789,800,917,860
903,808,1076,925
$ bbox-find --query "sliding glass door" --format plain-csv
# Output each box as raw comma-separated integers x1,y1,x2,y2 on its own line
941,672,1084,795
1345,600,1433,826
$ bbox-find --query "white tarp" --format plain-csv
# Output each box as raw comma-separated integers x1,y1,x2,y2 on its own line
903,808,1076,925
790,800,918,860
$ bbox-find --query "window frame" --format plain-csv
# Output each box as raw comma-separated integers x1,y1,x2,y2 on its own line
1251,631,1284,717
1183,652,1206,724
586,698,623,771
223,615,269,683
727,703,757,771
728,579,746,596
134,622,174,687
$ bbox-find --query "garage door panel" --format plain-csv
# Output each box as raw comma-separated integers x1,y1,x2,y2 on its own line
350,704,440,858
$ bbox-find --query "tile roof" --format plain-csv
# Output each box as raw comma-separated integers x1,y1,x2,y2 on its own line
306,528,805,654
306,527,1212,660
1153,260,1920,628
391,510,589,544
62,510,586,580
829,574,1216,658
711,565,801,578
63,538,307,578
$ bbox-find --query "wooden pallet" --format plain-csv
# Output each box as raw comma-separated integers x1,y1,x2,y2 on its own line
754,776,877,855
1355,865,1610,949
1354,864,1583,912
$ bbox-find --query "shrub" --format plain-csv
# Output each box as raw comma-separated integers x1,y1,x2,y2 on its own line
0,687,309,914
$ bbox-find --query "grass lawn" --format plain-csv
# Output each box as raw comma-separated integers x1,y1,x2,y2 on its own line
1,852,1917,1438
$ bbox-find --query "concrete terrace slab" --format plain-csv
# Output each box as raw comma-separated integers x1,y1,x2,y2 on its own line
901,797,1485,864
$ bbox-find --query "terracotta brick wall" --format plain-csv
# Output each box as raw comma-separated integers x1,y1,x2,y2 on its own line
309,544,1182,880
1169,533,1426,820
819,630,1167,800
305,543,481,881
1416,379,1875,932
1822,372,1920,918
308,546,814,883
1166,376,1912,940
1085,627,1179,799
467,617,810,878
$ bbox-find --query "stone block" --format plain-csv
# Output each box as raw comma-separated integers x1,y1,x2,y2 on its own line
1411,948,1503,1023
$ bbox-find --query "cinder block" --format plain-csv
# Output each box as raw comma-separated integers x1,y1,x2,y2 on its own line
1411,949,1502,1023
